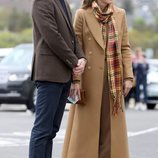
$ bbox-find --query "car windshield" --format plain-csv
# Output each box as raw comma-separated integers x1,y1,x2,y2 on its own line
0,44,33,69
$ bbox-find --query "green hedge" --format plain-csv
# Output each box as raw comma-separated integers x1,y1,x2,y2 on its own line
0,28,32,48
0,27,158,58
129,29,158,58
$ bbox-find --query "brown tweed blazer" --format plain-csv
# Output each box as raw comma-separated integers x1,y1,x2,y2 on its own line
31,0,85,83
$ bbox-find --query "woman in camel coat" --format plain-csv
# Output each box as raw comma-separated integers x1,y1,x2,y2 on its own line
62,0,133,158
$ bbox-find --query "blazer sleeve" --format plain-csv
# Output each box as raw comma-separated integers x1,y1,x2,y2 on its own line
121,10,134,80
72,9,85,81
32,0,78,69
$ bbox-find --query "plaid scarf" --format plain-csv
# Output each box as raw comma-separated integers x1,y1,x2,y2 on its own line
92,1,123,115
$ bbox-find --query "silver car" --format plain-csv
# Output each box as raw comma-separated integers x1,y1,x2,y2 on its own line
147,59,158,109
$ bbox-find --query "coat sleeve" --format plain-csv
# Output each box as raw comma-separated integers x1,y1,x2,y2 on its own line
121,10,134,80
32,0,78,69
72,9,85,81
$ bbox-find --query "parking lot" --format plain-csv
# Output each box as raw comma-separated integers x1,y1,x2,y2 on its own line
0,104,158,158
0,0,158,157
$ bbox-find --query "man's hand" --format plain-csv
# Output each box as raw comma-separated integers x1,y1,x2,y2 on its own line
73,58,87,75
69,83,81,100
123,79,133,97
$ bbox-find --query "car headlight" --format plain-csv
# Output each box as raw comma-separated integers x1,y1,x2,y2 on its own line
9,74,30,81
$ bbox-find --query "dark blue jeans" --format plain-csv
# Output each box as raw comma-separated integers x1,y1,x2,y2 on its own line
136,76,147,103
29,80,71,158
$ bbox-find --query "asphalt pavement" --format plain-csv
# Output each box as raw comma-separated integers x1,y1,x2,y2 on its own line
0,104,158,158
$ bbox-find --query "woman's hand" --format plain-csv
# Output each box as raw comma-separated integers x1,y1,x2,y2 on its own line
123,79,133,97
69,82,81,100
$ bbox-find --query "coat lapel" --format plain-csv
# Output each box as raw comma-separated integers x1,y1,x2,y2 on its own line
113,6,121,35
85,7,122,50
55,0,73,34
85,8,105,50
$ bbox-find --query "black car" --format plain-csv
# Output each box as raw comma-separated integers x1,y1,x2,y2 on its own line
0,44,36,111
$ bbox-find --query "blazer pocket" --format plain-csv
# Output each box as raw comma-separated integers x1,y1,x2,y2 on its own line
39,49,53,56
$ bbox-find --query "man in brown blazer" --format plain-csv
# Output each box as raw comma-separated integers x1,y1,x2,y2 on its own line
29,0,86,157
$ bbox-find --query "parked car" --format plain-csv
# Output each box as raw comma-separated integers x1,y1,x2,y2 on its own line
0,44,36,111
146,59,158,109
0,48,13,62
125,59,158,110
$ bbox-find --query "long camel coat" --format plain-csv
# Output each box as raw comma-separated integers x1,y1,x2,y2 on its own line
62,6,133,158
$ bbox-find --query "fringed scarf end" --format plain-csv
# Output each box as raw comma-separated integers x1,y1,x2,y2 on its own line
112,94,123,116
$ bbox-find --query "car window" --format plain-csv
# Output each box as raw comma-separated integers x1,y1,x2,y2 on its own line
0,45,33,69
149,63,158,72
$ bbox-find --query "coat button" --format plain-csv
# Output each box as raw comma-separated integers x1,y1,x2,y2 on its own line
88,37,91,41
99,67,103,70
89,51,92,55
87,66,91,70
101,51,104,54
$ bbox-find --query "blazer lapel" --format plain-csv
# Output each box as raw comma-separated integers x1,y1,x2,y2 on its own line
113,6,121,34
65,1,73,24
85,8,105,50
55,0,73,34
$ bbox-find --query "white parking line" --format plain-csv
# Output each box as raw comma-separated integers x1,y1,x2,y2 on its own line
128,127,158,137
0,137,29,147
0,127,158,147
0,129,65,147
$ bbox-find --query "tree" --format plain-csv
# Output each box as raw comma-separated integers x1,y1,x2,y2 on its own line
0,9,10,30
133,18,148,31
8,9,32,32
122,0,133,14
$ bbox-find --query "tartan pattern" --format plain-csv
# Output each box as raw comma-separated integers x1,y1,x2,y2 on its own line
92,2,123,115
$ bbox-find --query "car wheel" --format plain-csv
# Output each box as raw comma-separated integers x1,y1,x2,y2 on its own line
26,87,37,113
147,103,156,110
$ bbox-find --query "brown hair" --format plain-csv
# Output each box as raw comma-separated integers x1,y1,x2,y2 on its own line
82,0,95,9
81,0,115,10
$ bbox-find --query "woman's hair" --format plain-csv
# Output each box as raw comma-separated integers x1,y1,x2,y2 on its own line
81,0,115,10
82,0,95,9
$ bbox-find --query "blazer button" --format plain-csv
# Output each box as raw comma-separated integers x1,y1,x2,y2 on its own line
89,51,92,55
66,59,72,65
87,66,91,70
